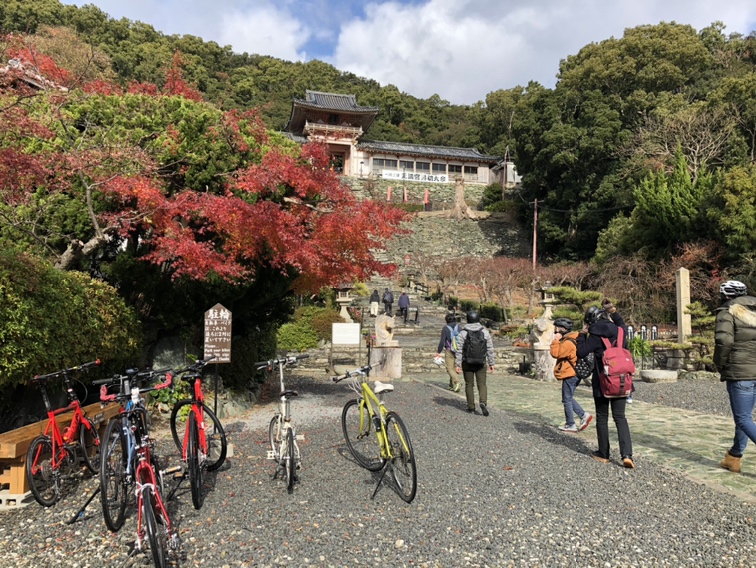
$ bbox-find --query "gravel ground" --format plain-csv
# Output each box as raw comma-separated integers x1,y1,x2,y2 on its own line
624,375,732,417
2,375,755,568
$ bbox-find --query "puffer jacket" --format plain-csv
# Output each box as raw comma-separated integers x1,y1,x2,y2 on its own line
454,322,495,368
714,295,756,381
550,331,579,379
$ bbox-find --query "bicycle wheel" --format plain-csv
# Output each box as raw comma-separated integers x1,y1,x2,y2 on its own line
170,400,227,471
385,412,417,503
187,412,203,509
25,436,58,507
268,415,282,459
142,492,167,568
79,417,101,473
341,399,384,471
100,419,130,531
284,428,296,494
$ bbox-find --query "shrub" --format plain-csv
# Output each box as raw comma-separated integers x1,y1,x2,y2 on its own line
223,324,278,390
0,252,142,405
479,303,504,322
460,299,477,312
276,322,319,352
309,309,344,341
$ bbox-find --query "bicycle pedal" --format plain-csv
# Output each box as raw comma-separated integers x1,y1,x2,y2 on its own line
266,450,277,460
162,465,182,475
295,434,305,441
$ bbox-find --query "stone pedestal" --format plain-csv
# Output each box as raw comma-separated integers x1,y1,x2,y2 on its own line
336,297,353,322
530,312,556,381
369,346,402,380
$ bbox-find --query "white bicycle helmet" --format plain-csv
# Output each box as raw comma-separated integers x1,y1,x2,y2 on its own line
720,280,748,299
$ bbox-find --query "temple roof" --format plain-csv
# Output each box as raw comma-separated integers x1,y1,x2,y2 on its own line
286,90,379,134
357,140,500,163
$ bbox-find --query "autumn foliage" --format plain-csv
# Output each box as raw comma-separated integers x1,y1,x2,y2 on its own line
0,37,407,294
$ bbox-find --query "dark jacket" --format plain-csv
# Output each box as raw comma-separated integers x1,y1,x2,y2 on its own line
370,291,380,303
398,293,410,309
437,323,459,354
714,295,756,381
577,318,619,398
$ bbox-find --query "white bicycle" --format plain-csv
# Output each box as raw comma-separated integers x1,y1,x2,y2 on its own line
255,354,309,493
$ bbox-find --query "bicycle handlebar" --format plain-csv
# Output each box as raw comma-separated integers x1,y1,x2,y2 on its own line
170,356,217,378
32,359,101,383
254,354,310,370
331,365,372,382
98,370,173,403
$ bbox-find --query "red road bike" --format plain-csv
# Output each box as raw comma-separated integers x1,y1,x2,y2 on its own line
169,356,227,509
99,369,179,567
25,359,102,507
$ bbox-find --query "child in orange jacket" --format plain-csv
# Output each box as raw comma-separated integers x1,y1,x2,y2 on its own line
550,318,593,433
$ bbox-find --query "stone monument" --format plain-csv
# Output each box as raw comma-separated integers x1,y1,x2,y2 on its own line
371,314,401,379
530,283,556,381
676,267,692,344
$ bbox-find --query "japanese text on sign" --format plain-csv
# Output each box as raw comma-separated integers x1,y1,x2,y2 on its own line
382,170,449,183
204,303,232,363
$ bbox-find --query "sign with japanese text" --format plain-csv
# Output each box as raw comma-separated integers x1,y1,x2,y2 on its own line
382,170,449,183
204,303,232,363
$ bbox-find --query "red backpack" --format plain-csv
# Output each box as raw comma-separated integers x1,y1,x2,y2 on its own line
598,327,635,398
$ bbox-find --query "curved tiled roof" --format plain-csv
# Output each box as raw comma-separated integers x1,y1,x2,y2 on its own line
357,140,500,163
293,90,380,113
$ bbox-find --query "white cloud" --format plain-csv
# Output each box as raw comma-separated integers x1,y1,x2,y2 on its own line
331,0,756,104
218,5,311,61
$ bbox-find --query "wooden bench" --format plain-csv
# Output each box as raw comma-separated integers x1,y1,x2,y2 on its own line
0,402,120,507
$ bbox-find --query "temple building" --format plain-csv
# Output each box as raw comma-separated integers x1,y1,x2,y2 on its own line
284,90,502,185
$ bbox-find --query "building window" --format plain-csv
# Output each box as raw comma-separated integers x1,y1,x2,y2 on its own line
448,164,462,174
432,163,446,174
416,161,430,172
464,166,478,175
400,160,414,171
328,113,339,125
373,158,398,169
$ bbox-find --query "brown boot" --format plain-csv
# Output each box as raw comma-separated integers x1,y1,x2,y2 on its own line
720,451,742,473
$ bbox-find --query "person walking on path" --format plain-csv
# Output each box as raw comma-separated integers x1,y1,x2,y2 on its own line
577,306,634,468
551,317,593,433
455,310,495,415
398,291,411,323
382,288,394,316
602,298,634,402
369,289,380,317
436,313,461,392
714,280,756,474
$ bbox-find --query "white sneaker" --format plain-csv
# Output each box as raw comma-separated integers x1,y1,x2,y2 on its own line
558,424,578,433
579,413,593,431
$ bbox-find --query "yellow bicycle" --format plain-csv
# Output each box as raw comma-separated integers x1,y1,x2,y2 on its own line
332,365,417,503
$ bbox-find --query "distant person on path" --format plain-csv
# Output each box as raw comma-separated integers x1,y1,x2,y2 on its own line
398,291,410,323
436,313,461,392
577,306,634,468
455,310,495,415
714,280,756,474
551,317,593,433
382,288,394,316
369,289,380,317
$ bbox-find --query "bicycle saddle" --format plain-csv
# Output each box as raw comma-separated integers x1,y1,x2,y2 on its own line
281,389,299,398
373,381,394,394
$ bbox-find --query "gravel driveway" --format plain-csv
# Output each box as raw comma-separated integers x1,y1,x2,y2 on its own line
2,374,755,567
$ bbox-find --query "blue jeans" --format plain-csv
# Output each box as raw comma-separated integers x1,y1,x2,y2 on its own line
561,376,585,427
726,380,756,455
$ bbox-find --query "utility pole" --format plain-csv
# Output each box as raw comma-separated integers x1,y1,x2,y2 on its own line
532,198,538,272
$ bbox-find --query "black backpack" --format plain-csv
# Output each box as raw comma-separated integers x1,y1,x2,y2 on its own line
463,328,488,366
383,291,394,303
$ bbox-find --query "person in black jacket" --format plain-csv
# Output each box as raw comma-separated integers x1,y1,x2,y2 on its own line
577,306,635,468
602,299,634,402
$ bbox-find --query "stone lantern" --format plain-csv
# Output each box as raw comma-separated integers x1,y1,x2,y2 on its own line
530,281,556,381
334,283,354,322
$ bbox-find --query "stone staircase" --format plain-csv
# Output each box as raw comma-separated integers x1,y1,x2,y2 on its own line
293,278,525,376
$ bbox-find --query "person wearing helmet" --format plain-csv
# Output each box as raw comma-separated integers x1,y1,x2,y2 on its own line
455,310,495,415
577,304,635,468
714,280,756,474
551,317,593,433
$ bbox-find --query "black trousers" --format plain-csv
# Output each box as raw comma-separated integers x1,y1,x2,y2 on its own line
594,396,632,459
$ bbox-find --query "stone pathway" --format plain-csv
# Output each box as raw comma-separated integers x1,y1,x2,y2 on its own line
410,371,756,502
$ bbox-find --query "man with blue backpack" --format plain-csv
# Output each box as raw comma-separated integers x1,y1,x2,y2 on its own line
436,313,461,392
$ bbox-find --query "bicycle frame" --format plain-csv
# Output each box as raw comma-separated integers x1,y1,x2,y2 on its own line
181,377,209,462
269,362,297,462
351,379,394,459
29,368,99,476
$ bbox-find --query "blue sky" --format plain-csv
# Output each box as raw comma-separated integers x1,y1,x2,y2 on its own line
63,0,756,105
